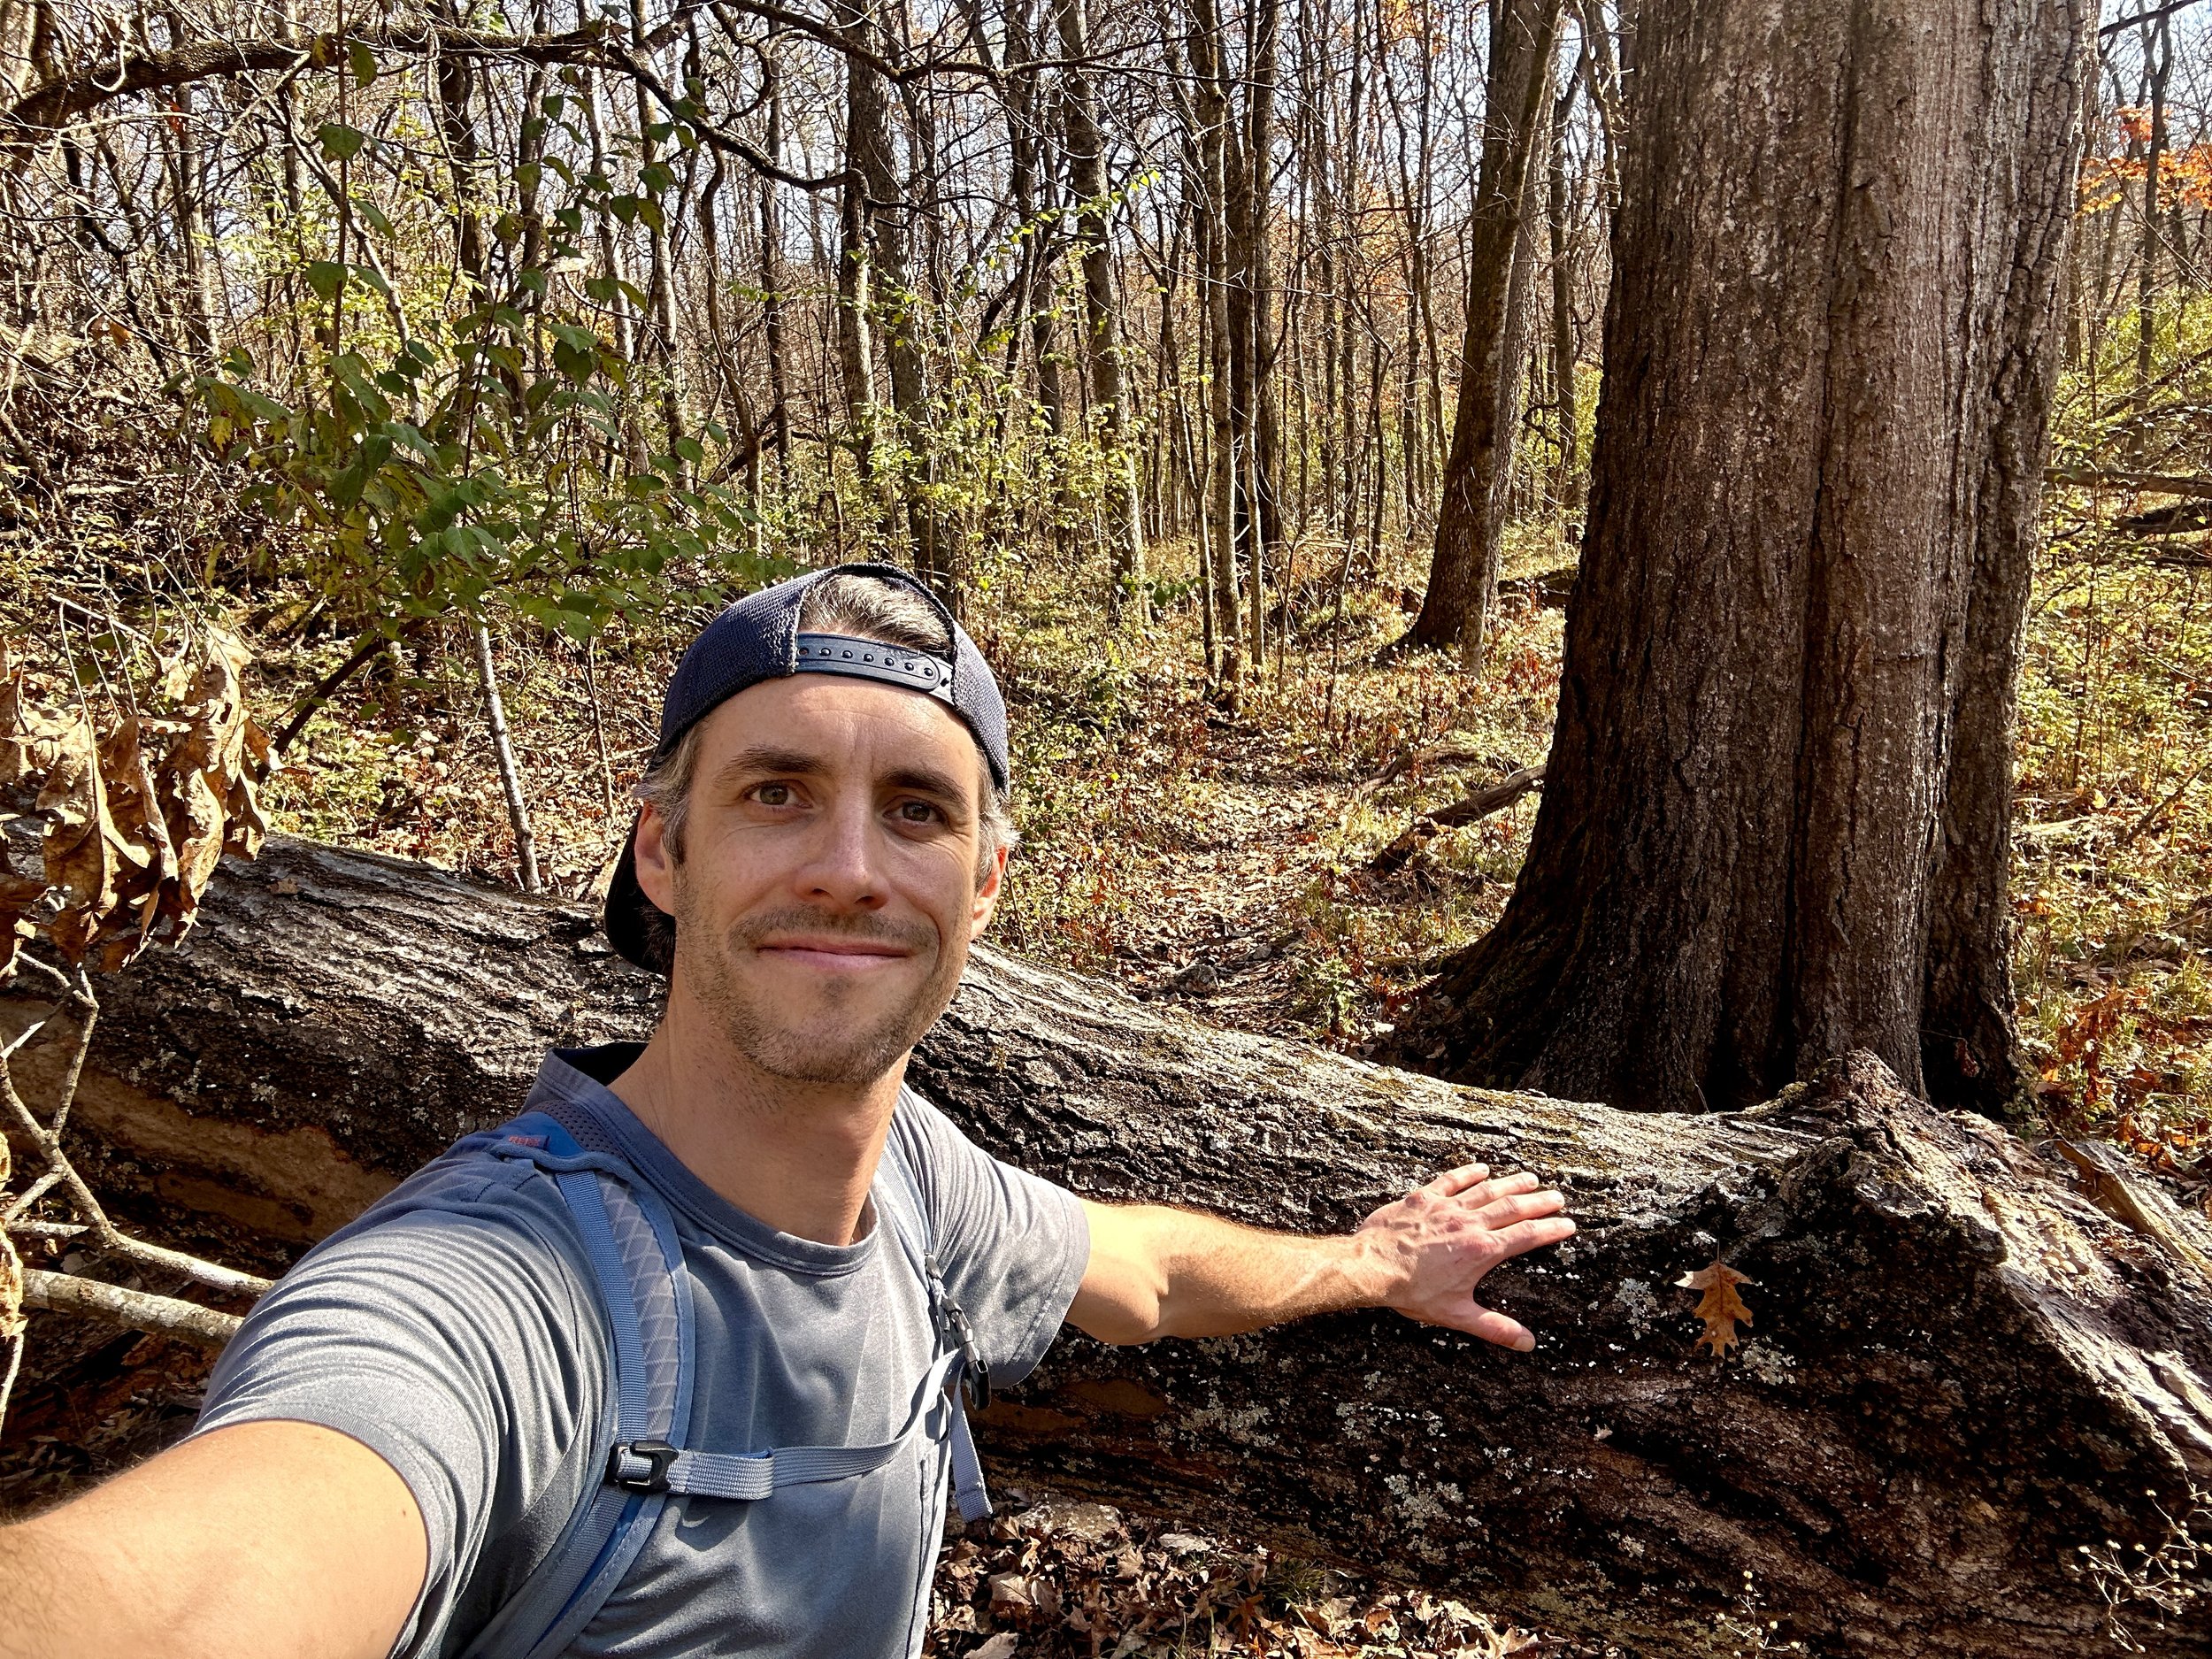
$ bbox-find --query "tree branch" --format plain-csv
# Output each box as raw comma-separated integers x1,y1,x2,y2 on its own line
2047,467,2212,501
21,1268,244,1348
3,20,611,133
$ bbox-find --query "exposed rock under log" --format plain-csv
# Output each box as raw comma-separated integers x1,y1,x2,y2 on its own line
6,836,2210,1656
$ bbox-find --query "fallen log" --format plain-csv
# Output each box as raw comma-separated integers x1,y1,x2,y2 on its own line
7,834,2211,1656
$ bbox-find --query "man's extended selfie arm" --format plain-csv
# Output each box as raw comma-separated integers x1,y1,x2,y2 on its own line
0,1418,426,1659
1070,1163,1574,1352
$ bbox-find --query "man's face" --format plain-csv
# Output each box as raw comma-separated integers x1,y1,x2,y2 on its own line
631,674,1004,1088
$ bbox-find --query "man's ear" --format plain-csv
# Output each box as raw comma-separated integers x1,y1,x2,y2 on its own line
634,801,679,916
970,840,1008,935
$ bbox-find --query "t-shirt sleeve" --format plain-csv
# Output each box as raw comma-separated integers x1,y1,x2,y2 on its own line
191,1172,609,1659
892,1092,1089,1386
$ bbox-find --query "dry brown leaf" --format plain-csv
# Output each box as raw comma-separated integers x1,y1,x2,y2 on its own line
0,630,271,972
0,667,81,786
0,840,44,981
1,1229,23,1345
100,715,178,961
35,707,121,962
1676,1261,1755,1357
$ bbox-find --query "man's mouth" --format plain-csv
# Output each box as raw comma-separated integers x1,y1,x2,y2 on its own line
755,938,914,968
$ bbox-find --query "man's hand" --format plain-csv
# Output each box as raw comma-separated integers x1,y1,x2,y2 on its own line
1350,1163,1576,1351
1071,1164,1575,1350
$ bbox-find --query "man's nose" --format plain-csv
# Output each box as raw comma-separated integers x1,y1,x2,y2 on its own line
793,794,887,909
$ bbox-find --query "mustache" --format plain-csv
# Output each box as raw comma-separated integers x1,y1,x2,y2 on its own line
733,909,937,952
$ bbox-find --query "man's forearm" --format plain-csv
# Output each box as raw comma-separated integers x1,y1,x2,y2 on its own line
1071,1164,1574,1349
1073,1202,1385,1343
0,1421,426,1659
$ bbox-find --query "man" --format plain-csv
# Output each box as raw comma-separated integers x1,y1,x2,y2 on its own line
0,563,1574,1659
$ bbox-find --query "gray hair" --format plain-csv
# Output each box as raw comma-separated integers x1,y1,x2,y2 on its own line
632,575,1016,937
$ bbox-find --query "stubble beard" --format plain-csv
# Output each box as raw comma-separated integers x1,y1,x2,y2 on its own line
672,879,962,1087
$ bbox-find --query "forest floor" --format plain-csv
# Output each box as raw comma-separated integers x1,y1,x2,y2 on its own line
5,486,2209,1657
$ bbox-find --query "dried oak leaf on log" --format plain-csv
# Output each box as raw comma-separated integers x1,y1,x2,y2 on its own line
1676,1261,1755,1357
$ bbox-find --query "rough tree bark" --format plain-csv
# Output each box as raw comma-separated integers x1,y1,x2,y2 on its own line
1401,0,1558,661
1054,0,1147,617
833,6,964,598
8,836,2209,1658
1387,0,2091,1117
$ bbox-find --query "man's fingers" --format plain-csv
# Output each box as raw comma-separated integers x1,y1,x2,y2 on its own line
1472,1187,1568,1230
1422,1162,1490,1197
1420,1301,1534,1351
1487,1216,1578,1258
1445,1171,1540,1211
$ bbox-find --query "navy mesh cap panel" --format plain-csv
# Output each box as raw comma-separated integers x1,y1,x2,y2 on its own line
604,563,1010,973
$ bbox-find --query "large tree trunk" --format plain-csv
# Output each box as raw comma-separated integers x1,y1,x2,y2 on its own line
1386,0,2091,1115
1401,0,1557,659
9,836,2211,1658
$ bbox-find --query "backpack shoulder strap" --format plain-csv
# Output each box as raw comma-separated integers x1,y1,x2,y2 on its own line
453,1110,695,1659
457,1097,993,1658
873,1125,995,1525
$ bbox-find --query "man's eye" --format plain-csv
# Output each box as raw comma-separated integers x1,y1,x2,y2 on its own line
755,782,795,807
895,799,942,824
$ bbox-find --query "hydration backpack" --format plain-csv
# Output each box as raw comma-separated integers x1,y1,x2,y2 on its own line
407,1101,995,1659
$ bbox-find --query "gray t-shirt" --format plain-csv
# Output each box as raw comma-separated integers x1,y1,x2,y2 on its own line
194,1044,1089,1659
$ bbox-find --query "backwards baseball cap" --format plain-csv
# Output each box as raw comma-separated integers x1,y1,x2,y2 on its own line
603,562,1010,973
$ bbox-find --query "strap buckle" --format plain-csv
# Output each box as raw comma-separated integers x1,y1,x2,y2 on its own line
607,1439,679,1494
945,1304,992,1411
926,1255,992,1411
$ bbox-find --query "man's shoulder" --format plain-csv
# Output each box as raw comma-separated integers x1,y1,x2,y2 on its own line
288,1133,602,1309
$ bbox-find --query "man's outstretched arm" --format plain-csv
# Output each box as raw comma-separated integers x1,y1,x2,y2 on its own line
1070,1164,1574,1351
0,1418,426,1659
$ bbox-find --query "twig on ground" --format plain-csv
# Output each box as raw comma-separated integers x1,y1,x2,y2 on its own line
20,1268,243,1348
2114,756,2210,850
1365,764,1547,876
1,962,273,1296
4,1218,88,1240
1342,746,1494,818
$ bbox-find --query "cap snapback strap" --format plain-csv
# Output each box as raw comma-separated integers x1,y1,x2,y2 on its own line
793,633,955,700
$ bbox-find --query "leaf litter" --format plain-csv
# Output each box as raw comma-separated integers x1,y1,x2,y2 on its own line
925,1494,1602,1658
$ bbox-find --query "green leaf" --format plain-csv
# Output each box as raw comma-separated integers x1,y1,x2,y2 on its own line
304,260,347,301
608,194,639,226
515,268,549,296
541,93,567,118
354,197,393,235
553,342,598,383
634,197,664,233
640,162,673,196
349,40,377,86
317,121,367,163
515,160,543,195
